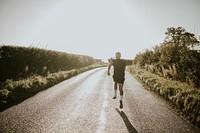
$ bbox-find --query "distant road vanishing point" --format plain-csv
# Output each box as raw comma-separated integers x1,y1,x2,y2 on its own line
0,68,199,133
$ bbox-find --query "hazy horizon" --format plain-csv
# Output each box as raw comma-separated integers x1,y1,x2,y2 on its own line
0,0,200,61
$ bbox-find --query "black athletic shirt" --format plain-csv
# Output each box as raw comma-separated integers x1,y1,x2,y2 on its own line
112,59,126,77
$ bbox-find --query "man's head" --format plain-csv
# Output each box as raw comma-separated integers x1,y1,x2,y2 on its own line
115,52,121,59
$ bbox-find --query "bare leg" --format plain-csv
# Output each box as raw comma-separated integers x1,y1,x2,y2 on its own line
119,83,124,109
119,83,124,100
113,82,117,99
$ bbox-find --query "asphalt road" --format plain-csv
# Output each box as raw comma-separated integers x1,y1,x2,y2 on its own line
0,68,199,133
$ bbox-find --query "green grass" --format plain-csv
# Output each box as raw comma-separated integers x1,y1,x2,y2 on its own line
0,64,105,111
128,65,200,127
0,45,106,111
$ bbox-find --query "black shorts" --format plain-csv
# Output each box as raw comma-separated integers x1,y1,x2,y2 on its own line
113,75,125,84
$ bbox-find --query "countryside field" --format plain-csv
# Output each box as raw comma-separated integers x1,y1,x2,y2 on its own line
128,66,200,126
129,27,200,126
1,1,200,132
0,45,105,111
0,27,199,128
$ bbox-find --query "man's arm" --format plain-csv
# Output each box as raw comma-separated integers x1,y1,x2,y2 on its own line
108,59,113,76
124,60,126,71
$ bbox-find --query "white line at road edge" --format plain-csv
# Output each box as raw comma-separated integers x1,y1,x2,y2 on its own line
96,91,108,133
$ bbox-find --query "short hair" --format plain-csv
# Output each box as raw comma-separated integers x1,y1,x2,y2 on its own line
116,52,121,56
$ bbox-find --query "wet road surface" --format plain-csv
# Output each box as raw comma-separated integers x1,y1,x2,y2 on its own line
0,68,199,133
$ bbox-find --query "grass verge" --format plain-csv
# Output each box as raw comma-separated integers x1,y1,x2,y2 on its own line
0,65,105,112
128,65,200,127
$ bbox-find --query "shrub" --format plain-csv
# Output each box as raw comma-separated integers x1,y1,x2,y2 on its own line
128,66,200,126
133,27,200,87
0,45,99,82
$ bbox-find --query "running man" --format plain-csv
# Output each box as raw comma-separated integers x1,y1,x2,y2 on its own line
108,52,126,109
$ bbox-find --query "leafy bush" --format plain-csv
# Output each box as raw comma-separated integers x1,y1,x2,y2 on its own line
0,45,100,82
133,27,200,87
128,66,200,126
0,45,105,111
0,64,104,111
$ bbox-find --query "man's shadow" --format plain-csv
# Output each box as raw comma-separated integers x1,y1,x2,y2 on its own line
115,108,138,133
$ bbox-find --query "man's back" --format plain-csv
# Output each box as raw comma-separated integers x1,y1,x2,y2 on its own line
107,52,125,109
113,59,126,76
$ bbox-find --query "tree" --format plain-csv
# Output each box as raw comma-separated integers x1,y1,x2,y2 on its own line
133,27,200,87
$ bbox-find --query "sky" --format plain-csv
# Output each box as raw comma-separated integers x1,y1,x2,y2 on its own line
0,0,200,61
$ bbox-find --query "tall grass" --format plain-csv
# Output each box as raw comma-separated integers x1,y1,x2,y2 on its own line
128,66,200,127
0,45,104,111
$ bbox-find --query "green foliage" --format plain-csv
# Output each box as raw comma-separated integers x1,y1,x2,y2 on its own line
0,45,105,111
0,89,10,100
133,27,200,87
128,66,200,126
0,64,104,111
0,45,99,82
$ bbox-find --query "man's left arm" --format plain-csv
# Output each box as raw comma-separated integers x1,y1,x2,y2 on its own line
108,59,113,76
124,60,126,71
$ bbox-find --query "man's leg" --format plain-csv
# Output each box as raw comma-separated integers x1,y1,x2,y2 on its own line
113,82,117,99
119,83,124,108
